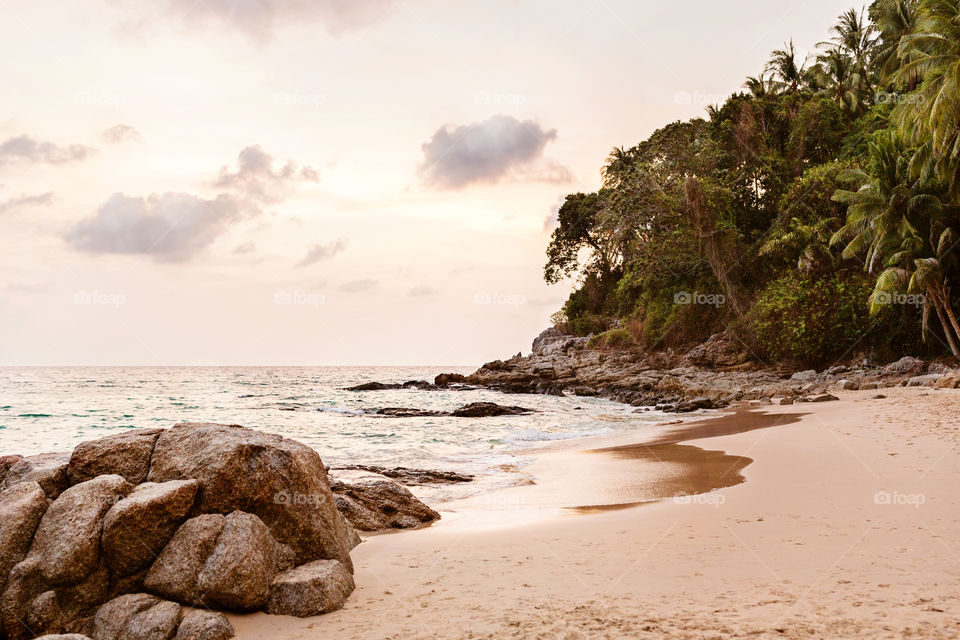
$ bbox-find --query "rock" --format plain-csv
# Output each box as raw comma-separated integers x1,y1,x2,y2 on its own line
825,365,850,375
331,465,472,485
144,515,225,607
0,481,48,594
790,370,818,382
795,396,811,403
174,610,234,640
24,475,132,585
882,356,924,376
859,381,880,390
450,402,532,417
400,380,435,390
531,327,563,354
433,373,466,387
779,397,794,405
373,408,445,418
572,386,597,397
92,593,180,640
872,394,887,399
146,422,352,571
331,477,439,531
102,480,199,576
265,560,354,617
1,453,71,499
934,372,960,389
343,382,400,391
809,394,839,402
68,429,163,485
33,635,92,639
837,379,858,390
0,455,24,486
145,511,284,612
906,374,943,387
683,332,750,369
195,511,283,611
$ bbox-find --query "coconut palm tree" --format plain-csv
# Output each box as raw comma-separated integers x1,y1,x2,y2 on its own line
832,131,960,354
871,0,918,87
601,146,634,188
765,40,809,94
809,46,866,114
822,8,877,81
743,74,770,98
893,0,960,197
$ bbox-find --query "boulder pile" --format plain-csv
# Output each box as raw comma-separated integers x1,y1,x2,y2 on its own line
0,422,361,640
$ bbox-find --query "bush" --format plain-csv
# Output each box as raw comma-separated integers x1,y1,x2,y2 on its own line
752,271,874,365
588,327,635,349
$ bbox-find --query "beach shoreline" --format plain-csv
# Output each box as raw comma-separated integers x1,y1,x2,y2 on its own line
231,387,960,639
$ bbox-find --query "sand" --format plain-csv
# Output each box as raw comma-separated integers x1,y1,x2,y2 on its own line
231,388,960,638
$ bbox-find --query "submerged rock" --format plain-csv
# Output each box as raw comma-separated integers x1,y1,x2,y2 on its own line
343,382,401,391
373,407,446,418
333,465,473,485
450,402,533,417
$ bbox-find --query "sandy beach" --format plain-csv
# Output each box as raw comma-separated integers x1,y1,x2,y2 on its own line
231,388,960,639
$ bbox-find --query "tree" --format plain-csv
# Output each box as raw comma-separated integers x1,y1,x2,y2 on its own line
765,40,809,93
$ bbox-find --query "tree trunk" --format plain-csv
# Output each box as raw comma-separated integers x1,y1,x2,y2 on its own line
931,292,960,357
938,281,960,352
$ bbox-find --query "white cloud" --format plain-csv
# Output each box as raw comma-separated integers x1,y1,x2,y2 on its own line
0,135,95,166
214,145,319,205
298,240,347,266
0,192,54,215
338,278,378,293
102,125,141,144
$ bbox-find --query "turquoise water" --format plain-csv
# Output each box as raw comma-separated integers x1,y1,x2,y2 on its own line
0,366,673,500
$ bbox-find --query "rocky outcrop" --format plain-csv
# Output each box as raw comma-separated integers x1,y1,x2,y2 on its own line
266,560,354,617
0,422,369,638
448,327,958,410
330,474,440,531
332,465,473,486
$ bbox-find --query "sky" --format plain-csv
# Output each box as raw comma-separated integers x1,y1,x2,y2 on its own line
0,0,858,366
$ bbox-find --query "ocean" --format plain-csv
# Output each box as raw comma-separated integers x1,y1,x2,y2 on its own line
0,366,675,502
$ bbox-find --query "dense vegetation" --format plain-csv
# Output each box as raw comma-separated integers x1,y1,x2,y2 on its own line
545,0,960,367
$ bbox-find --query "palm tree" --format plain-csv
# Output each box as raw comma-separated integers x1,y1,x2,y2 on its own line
743,74,770,98
871,0,918,87
822,8,877,86
601,146,634,188
765,40,809,94
810,46,866,115
831,131,960,354
892,0,960,198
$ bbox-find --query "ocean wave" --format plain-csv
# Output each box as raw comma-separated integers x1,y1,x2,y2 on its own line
498,426,615,444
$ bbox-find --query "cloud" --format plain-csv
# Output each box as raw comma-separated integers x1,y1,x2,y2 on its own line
0,192,55,215
338,278,378,293
233,241,256,255
408,285,437,297
66,192,257,262
214,145,319,204
0,135,95,167
166,0,396,41
419,114,569,189
102,125,141,144
298,240,347,267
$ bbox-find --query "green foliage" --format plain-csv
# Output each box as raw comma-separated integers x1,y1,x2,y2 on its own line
752,272,875,364
588,328,635,349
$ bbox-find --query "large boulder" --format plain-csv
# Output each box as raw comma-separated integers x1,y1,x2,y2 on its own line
266,560,354,617
145,511,288,611
92,593,180,640
1,453,71,499
25,475,132,586
331,476,439,531
68,429,163,485
173,610,234,640
0,481,48,594
146,423,353,571
102,480,199,576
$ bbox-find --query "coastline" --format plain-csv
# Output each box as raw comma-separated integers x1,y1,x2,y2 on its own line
230,387,960,638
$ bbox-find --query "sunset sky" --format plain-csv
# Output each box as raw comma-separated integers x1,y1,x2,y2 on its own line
1,0,855,365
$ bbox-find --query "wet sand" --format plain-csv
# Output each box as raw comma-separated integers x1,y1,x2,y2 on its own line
231,388,960,638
